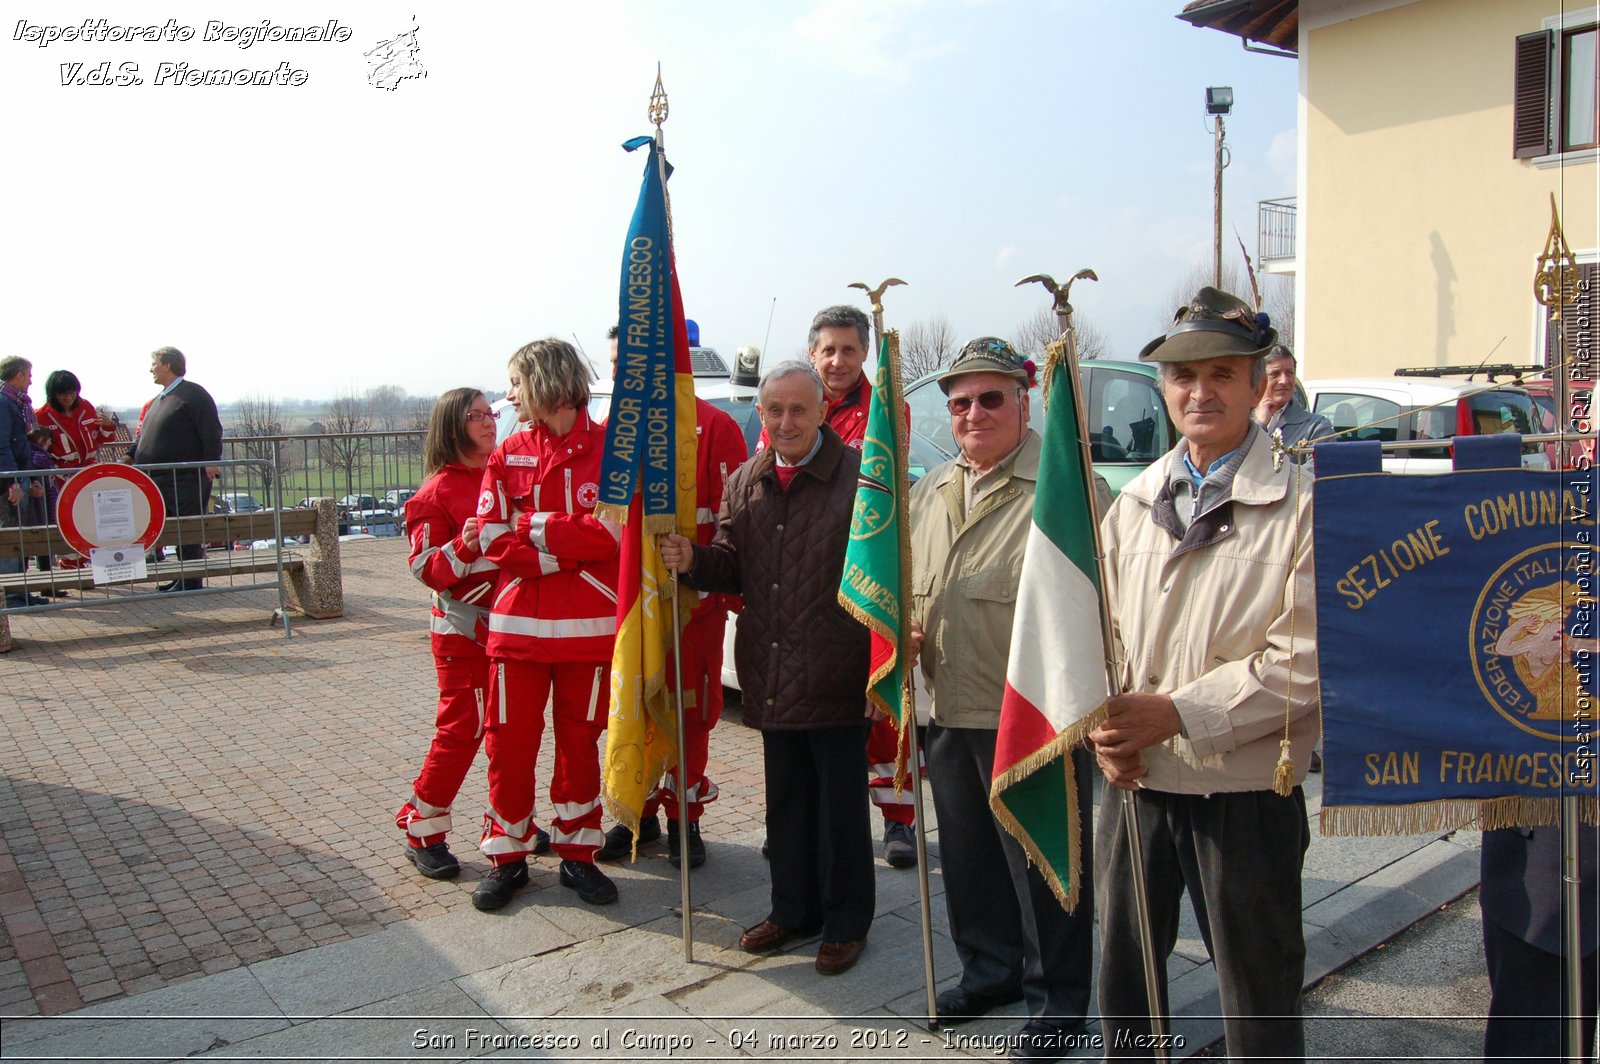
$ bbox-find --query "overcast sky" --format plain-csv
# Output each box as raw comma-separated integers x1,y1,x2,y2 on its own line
3,0,1297,408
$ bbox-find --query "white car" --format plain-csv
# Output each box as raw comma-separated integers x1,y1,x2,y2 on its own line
1303,377,1551,473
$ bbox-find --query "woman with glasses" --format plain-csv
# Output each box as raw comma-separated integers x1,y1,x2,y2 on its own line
472,339,622,911
395,388,549,879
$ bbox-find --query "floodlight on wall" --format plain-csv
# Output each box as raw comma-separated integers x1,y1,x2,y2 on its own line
1205,86,1234,116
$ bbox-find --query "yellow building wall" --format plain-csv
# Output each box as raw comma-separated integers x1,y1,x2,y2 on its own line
1304,0,1597,379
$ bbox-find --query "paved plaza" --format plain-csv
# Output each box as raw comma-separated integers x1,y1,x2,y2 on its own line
0,538,1485,1060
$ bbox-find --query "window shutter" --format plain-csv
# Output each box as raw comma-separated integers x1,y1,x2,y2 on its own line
1514,30,1554,159
1546,262,1599,379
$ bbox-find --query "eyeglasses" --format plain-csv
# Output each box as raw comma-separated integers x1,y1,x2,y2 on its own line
947,389,1019,416
465,410,500,424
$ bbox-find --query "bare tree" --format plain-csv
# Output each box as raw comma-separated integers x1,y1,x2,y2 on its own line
405,395,435,434
1012,307,1110,361
898,315,958,382
232,393,293,498
365,384,408,431
321,389,372,500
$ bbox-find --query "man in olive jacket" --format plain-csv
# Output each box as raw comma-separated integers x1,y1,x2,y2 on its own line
908,338,1100,1061
660,360,873,977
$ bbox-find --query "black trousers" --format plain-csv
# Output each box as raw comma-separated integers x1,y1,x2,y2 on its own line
762,723,875,943
927,724,1094,1023
1096,786,1310,1059
155,468,211,590
1483,915,1598,1060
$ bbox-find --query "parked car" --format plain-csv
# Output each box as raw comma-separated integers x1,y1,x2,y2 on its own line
384,488,418,510
336,493,382,514
216,491,264,514
1302,377,1551,473
906,356,1181,497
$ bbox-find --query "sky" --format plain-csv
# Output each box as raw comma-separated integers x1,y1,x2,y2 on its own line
2,0,1299,408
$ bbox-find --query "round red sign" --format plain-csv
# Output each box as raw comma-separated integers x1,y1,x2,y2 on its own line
54,463,167,557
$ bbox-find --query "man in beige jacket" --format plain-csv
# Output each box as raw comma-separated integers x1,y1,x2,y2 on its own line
1090,288,1319,1059
909,338,1102,1062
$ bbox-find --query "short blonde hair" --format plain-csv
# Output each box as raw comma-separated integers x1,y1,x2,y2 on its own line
508,338,591,415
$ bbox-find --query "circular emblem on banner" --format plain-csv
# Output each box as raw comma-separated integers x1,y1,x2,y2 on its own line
55,463,166,557
849,435,896,542
1470,540,1598,742
577,482,600,509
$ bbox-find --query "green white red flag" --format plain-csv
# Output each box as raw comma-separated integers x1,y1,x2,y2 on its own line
989,350,1110,911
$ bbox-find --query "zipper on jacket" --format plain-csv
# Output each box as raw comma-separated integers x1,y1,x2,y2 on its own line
493,576,522,608
474,687,486,738
565,469,574,512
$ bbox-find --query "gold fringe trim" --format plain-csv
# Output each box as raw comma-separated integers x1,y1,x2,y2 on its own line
641,512,677,536
594,502,630,526
987,701,1108,913
1272,738,1295,798
1319,795,1600,836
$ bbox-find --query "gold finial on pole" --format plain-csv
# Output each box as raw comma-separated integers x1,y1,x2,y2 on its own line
648,63,669,136
847,278,907,351
1534,193,1580,314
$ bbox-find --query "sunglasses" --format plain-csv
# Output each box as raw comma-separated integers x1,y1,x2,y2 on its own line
465,410,500,423
946,388,1019,416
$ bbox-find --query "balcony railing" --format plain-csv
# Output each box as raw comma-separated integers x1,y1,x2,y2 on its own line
1258,196,1297,270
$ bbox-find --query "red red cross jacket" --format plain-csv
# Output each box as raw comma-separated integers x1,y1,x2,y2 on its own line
689,398,749,619
406,463,499,679
477,410,620,663
35,400,115,468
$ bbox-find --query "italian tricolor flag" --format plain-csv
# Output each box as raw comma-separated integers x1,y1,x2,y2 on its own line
989,353,1111,911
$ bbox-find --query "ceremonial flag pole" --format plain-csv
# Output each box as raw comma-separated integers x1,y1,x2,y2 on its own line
839,279,938,1028
598,67,700,961
1002,272,1167,1060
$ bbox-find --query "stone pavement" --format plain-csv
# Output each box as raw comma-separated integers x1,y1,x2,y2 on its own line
0,538,1484,1061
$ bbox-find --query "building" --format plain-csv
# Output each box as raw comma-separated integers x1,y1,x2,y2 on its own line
1180,0,1597,385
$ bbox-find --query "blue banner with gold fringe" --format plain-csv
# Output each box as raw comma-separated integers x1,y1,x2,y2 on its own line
1315,435,1599,834
596,135,678,531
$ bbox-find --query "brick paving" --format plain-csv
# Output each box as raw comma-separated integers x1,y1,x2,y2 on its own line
0,538,769,1016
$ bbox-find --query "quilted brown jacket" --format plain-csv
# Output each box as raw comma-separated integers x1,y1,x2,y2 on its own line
684,425,869,730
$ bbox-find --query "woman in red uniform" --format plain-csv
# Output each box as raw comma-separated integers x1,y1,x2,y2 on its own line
473,339,621,911
394,388,549,878
35,370,116,468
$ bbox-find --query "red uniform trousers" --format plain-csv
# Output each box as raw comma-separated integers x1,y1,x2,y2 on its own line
481,657,610,865
642,608,727,823
395,656,490,848
866,716,923,826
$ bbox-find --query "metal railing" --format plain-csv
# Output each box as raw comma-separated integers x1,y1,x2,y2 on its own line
1258,196,1297,267
103,430,426,535
1,458,296,631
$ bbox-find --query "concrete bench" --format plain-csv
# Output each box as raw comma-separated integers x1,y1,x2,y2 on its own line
0,498,344,650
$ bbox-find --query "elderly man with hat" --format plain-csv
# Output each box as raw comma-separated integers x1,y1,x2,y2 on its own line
908,337,1104,1060
1089,288,1319,1059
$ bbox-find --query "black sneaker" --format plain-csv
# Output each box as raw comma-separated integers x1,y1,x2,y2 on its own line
471,860,529,911
883,821,917,868
666,821,706,868
595,815,659,862
405,841,460,880
532,826,552,855
559,860,618,905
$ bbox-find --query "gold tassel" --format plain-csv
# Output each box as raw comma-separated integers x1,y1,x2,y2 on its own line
1272,738,1295,797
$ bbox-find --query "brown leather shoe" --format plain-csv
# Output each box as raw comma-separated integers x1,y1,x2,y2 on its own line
739,919,812,953
815,939,865,975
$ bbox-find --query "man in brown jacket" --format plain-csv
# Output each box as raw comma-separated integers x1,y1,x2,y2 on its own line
660,360,874,976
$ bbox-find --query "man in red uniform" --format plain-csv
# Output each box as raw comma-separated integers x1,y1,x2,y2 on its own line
596,326,748,868
474,339,622,911
760,305,920,868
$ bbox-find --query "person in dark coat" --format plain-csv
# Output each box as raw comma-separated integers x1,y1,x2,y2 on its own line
128,347,223,591
0,356,42,607
1481,822,1598,1059
659,359,874,976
